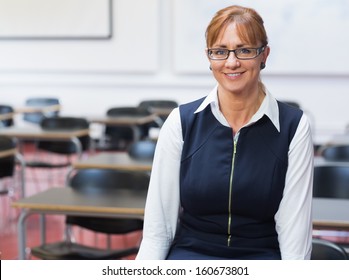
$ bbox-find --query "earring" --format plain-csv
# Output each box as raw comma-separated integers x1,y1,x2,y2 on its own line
260,62,266,70
209,65,212,71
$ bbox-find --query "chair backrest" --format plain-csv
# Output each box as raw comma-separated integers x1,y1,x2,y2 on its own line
320,145,349,162
38,117,90,154
311,238,348,260
138,100,178,111
107,106,149,117
313,165,349,199
23,97,60,124
105,107,149,141
66,168,150,234
127,140,156,160
0,105,14,127
0,136,16,179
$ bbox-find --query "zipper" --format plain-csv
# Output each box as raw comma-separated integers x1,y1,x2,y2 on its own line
227,137,238,246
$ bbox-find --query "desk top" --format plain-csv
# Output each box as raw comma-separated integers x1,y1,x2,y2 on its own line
12,187,146,217
73,152,152,171
11,186,349,229
15,104,61,114
314,156,349,166
0,112,14,121
0,126,90,140
89,114,158,126
312,198,349,229
0,148,17,158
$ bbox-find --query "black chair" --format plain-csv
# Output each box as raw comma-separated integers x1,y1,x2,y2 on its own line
313,165,349,199
0,136,25,200
127,139,156,161
0,136,16,196
0,105,14,128
318,145,349,162
138,99,178,117
23,97,60,124
98,106,150,151
25,117,90,189
311,238,348,260
30,168,149,260
138,99,178,134
313,165,349,252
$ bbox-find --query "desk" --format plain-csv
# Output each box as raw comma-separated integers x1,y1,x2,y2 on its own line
12,187,146,259
0,126,90,159
0,126,89,196
72,152,152,171
312,198,349,230
0,147,16,158
314,156,349,166
67,152,152,185
15,104,61,114
149,107,173,118
89,114,159,141
0,112,14,122
12,190,349,259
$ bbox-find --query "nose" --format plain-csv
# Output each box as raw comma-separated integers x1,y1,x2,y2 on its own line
225,51,240,67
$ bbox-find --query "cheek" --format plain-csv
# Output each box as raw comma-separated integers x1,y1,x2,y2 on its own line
210,62,226,74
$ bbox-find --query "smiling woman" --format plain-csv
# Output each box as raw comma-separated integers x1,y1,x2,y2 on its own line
136,4,314,260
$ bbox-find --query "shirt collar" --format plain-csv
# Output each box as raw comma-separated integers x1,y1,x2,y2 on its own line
194,85,280,132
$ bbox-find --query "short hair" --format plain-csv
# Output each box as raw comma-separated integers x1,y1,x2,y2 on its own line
205,5,268,48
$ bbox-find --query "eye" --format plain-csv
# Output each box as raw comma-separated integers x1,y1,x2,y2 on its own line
239,48,253,54
211,49,228,56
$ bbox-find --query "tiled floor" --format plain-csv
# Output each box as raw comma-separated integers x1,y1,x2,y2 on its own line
0,144,141,260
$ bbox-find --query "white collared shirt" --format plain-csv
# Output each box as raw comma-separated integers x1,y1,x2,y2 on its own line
136,86,314,260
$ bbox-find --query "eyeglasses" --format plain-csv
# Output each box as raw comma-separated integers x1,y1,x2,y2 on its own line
207,46,266,60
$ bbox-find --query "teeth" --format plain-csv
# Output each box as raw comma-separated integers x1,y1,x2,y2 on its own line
226,73,240,77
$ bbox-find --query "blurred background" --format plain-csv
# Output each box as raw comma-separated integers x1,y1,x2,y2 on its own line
0,0,348,145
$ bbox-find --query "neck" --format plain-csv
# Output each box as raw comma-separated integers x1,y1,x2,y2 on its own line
218,87,265,134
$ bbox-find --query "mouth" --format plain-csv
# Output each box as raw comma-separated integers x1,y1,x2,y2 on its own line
224,72,242,78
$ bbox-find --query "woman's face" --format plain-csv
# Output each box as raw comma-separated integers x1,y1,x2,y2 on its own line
208,23,269,96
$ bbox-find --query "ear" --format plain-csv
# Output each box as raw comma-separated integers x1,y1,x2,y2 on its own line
262,45,270,64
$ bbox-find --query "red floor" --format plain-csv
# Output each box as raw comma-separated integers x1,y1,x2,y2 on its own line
0,144,141,260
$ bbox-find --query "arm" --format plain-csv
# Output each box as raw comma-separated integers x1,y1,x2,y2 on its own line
275,113,314,259
136,108,183,259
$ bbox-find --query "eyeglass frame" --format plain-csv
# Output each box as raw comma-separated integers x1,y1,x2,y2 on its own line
207,45,266,60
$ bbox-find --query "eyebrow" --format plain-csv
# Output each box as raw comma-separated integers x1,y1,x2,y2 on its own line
213,43,247,49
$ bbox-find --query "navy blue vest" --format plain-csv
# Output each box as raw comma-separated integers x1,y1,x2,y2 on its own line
169,97,303,260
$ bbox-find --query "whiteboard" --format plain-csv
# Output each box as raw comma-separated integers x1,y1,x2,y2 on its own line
173,0,349,75
0,0,111,39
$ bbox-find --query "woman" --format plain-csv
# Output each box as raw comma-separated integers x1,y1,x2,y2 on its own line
136,5,313,260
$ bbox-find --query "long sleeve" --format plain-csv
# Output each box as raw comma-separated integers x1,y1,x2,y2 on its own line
136,108,183,259
275,113,314,259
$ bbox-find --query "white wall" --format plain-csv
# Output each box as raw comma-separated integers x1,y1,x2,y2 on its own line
0,0,348,144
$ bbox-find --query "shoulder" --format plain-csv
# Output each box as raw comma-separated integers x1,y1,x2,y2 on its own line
277,101,303,129
179,97,206,116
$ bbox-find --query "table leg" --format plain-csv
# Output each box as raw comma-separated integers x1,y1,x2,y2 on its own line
17,209,30,260
40,214,46,245
15,153,26,198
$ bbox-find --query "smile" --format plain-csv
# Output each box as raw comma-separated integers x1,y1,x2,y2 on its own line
225,73,242,77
